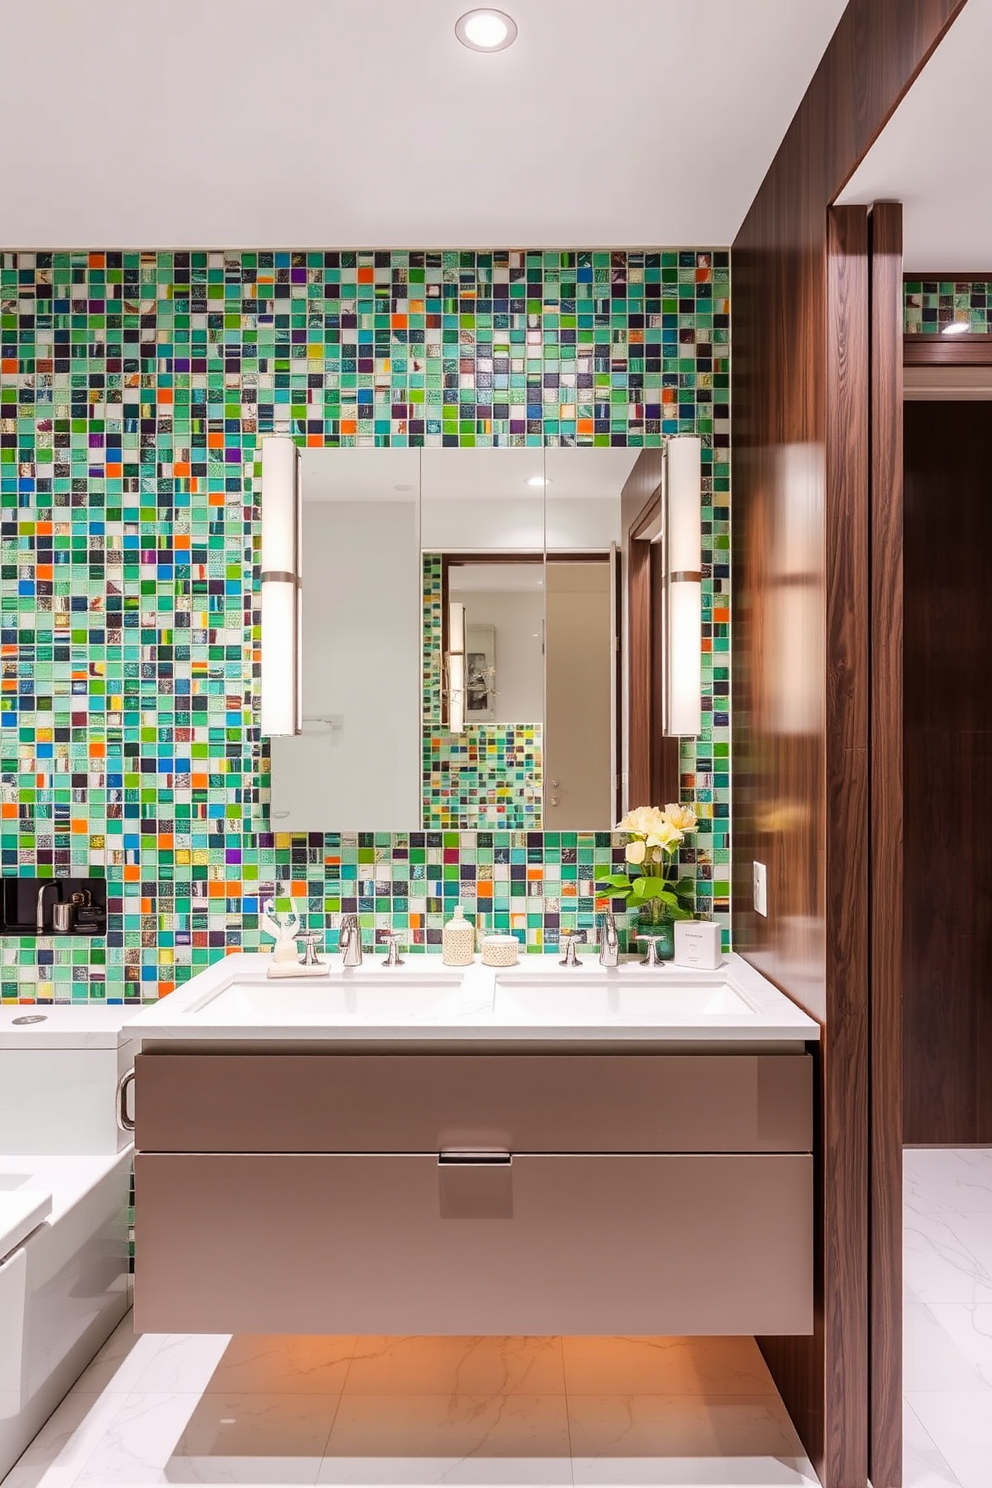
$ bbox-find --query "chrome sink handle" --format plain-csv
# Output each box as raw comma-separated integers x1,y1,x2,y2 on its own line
636,934,668,968
382,932,405,967
559,930,587,967
299,932,322,966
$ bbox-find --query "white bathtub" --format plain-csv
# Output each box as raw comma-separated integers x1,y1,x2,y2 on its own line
0,1006,139,1481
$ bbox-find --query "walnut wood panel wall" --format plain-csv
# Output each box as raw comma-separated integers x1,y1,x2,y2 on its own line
731,5,965,1485
904,397,992,1145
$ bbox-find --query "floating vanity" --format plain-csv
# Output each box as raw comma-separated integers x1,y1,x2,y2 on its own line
127,952,819,1340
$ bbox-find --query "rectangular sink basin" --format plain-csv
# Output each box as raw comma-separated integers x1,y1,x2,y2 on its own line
190,970,478,1022
493,972,755,1020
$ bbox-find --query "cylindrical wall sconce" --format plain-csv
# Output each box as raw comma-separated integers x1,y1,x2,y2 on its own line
662,435,702,737
260,437,303,735
447,601,467,733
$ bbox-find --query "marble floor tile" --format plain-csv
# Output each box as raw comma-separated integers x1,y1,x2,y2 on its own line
317,1392,572,1485
566,1393,816,1485
903,1193,992,1309
203,1336,356,1397
125,1332,233,1395
925,1302,992,1389
903,1298,989,1392
905,1151,992,1219
902,1400,961,1488
561,1337,777,1398
69,1313,167,1397
905,1391,992,1488
0,1389,129,1488
73,1390,340,1485
343,1336,565,1397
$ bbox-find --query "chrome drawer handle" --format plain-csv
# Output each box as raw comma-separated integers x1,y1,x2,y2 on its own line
117,1069,135,1133
437,1151,511,1166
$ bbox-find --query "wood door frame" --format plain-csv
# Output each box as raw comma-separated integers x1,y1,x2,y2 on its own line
870,201,905,1488
620,451,680,813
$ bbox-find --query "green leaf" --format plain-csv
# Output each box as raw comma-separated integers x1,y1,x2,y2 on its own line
674,877,695,898
598,874,633,890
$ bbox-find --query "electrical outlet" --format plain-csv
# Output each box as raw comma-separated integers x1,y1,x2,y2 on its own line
753,861,768,918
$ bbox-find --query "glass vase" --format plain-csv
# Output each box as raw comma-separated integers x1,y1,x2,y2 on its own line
634,901,675,960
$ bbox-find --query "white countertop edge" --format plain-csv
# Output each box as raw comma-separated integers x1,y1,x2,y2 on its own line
0,1189,53,1256
125,951,821,1044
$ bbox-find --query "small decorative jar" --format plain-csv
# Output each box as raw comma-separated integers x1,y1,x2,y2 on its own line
480,933,520,968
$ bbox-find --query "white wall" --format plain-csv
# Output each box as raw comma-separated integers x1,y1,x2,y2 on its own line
270,500,421,831
449,587,544,724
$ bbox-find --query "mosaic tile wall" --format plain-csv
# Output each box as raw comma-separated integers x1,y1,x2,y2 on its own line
0,248,731,1001
905,279,992,334
421,552,542,830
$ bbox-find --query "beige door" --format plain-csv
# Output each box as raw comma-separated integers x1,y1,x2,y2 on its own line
544,560,613,829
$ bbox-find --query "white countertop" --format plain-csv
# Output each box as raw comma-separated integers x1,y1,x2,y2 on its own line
0,1004,143,1049
125,952,820,1046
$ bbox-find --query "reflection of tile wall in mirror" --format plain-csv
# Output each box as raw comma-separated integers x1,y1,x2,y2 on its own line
422,555,543,831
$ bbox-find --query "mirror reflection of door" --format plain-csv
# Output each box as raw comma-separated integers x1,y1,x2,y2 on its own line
544,556,614,828
439,556,545,831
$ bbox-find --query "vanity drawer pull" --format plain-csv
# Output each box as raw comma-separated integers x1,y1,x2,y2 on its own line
437,1151,514,1219
437,1151,511,1166
117,1069,135,1133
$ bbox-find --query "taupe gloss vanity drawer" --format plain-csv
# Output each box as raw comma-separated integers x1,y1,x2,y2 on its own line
133,1151,814,1336
133,1050,813,1154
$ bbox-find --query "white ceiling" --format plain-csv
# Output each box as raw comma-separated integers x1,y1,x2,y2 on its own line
303,445,639,501
837,0,992,271
0,0,848,249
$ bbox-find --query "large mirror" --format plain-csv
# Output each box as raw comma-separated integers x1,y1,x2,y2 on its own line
270,444,675,832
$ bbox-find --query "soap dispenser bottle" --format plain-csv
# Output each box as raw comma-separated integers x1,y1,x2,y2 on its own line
442,904,475,966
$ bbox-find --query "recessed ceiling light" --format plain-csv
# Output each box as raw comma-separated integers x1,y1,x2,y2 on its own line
455,9,518,52
942,319,971,336
526,475,549,488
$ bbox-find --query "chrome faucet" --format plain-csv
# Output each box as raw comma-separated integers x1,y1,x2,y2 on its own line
338,913,363,967
36,882,60,934
598,911,620,967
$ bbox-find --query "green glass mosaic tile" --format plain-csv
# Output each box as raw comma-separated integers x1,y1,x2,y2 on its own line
905,279,992,335
0,247,732,999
